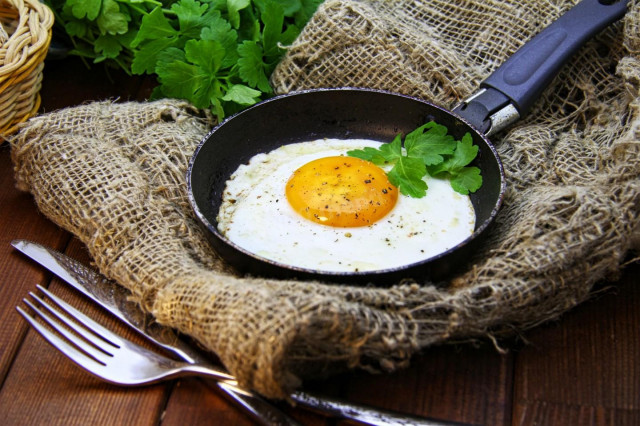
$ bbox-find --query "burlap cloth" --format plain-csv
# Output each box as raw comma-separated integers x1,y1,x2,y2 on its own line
10,0,640,398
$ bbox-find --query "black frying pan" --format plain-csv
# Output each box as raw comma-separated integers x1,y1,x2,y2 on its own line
187,0,628,285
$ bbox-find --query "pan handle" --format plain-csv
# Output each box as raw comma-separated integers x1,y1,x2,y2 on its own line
453,0,628,136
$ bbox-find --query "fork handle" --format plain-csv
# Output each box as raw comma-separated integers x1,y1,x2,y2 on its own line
176,365,301,426
217,381,303,426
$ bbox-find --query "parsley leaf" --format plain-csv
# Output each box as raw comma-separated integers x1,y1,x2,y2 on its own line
222,84,262,105
429,133,478,173
171,0,211,38
427,133,483,195
132,37,179,74
131,6,177,47
261,1,285,56
200,12,239,68
155,39,226,109
450,167,482,195
404,122,456,165
94,34,123,61
237,40,272,93
95,0,129,35
228,0,251,29
348,121,483,198
388,156,428,198
66,0,102,20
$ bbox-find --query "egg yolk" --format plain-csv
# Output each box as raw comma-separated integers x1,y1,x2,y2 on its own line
285,156,398,227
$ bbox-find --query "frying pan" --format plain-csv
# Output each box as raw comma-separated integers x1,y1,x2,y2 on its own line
187,0,628,285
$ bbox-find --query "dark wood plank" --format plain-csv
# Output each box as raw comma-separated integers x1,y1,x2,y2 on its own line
0,145,70,383
340,343,513,425
513,263,640,425
1,334,166,425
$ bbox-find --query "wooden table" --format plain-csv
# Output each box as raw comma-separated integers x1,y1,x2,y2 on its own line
1,57,639,426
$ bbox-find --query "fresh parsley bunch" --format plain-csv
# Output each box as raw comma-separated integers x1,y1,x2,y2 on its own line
45,0,322,119
347,122,483,198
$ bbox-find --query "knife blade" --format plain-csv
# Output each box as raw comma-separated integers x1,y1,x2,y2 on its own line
12,239,458,426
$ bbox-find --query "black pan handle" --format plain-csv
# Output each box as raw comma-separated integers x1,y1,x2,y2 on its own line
453,0,628,135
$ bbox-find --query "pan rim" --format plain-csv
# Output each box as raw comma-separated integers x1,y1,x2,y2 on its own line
187,87,506,282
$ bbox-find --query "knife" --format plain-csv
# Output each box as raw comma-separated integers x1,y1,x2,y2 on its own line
12,239,458,426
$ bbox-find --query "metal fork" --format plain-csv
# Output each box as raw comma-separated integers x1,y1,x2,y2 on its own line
17,285,304,426
18,285,243,385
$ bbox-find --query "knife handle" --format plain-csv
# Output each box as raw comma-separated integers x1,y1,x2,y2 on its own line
290,390,458,426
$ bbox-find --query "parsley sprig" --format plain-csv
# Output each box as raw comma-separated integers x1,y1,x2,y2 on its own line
347,121,483,198
45,0,322,119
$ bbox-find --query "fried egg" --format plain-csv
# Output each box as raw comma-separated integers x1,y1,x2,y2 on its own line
216,139,475,273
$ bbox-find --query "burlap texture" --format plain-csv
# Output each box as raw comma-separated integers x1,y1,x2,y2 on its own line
10,0,640,398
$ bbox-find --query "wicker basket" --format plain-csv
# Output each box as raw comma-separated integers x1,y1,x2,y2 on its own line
0,0,53,141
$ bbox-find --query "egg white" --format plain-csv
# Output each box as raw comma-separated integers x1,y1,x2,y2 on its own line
216,139,475,273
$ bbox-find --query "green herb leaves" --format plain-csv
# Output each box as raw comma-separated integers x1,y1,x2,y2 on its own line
347,122,483,198
45,0,322,119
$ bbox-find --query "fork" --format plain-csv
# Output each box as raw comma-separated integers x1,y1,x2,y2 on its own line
17,285,302,426
18,285,243,385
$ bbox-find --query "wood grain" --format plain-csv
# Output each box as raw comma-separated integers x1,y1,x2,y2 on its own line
340,345,513,425
513,266,640,425
0,145,70,383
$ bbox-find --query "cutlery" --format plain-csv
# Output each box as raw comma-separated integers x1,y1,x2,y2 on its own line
17,285,309,426
13,239,458,425
14,246,299,426
18,285,241,385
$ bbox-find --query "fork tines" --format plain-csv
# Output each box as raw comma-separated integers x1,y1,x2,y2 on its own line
17,284,120,369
